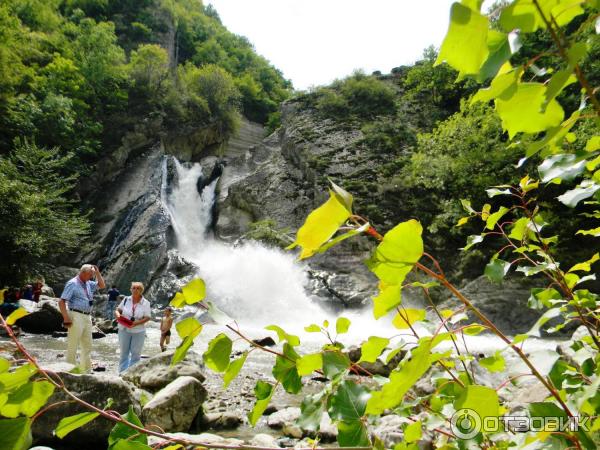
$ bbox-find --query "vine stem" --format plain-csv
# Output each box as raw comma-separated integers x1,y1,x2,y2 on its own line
414,261,576,420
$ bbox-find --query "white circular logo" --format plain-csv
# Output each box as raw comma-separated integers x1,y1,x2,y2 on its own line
451,408,482,439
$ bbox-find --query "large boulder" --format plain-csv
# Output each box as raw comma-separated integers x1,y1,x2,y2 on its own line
32,372,141,449
142,376,207,432
122,349,205,392
16,298,63,333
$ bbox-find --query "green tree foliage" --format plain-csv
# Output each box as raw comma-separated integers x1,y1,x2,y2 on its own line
0,141,90,284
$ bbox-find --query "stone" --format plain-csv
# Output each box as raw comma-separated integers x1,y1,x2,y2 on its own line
250,434,281,448
267,407,300,429
148,432,244,448
252,336,277,347
122,349,206,392
142,376,207,432
200,411,243,430
16,298,63,334
31,372,140,448
371,414,406,448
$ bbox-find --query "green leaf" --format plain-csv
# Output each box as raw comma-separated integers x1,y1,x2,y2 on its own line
404,420,423,443
322,350,350,379
328,379,370,421
461,234,484,250
6,308,28,326
181,278,206,304
484,258,511,283
0,358,9,374
526,111,580,158
472,67,522,105
316,223,370,255
366,338,445,415
171,335,194,367
0,364,36,391
460,199,476,214
336,317,351,334
174,317,202,340
392,309,426,330
247,381,274,426
495,83,564,138
586,136,600,152
329,179,353,212
527,307,564,337
296,353,323,376
55,411,100,439
455,385,499,422
223,352,248,389
485,206,509,230
359,337,390,363
0,381,55,418
508,217,529,241
544,69,577,110
0,417,32,450
462,324,487,335
273,344,302,394
435,3,490,78
304,324,321,332
203,333,233,373
265,325,300,347
538,153,587,183
528,288,562,309
337,420,370,447
558,180,600,208
479,351,506,373
486,187,512,197
297,393,324,432
108,406,147,447
372,283,402,319
499,1,546,32
568,253,599,273
478,30,513,82
366,220,423,285
577,227,600,237
287,190,351,259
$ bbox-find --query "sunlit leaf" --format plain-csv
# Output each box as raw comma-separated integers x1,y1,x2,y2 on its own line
392,309,426,330
455,385,499,422
586,136,600,152
528,307,564,337
322,351,350,379
486,206,509,230
296,353,323,376
175,317,202,340
336,317,351,334
287,190,351,259
461,234,484,250
496,83,564,138
273,344,302,394
471,67,521,104
372,283,402,319
203,333,232,373
337,420,370,447
435,2,490,77
568,253,599,273
181,278,206,304
223,352,248,389
55,411,100,439
479,351,506,373
0,364,36,391
478,30,512,81
404,420,423,443
171,335,194,366
486,187,512,197
359,336,390,363
265,325,300,347
304,324,321,332
462,324,487,335
539,153,587,183
1,381,55,418
558,180,600,207
247,381,274,426
577,227,600,237
328,379,370,421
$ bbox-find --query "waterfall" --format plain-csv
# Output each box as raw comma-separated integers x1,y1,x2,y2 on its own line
162,157,331,331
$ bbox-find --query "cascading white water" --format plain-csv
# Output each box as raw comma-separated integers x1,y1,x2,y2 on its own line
163,158,331,331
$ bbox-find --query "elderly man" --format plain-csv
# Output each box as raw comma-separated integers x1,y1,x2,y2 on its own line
59,264,105,372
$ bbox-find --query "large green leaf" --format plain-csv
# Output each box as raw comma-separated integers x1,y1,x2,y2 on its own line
359,337,390,363
108,406,147,448
479,351,506,373
478,30,512,81
336,317,351,334
484,258,511,283
337,420,370,447
455,385,499,425
327,380,370,421
272,344,302,394
223,352,248,389
0,417,32,450
392,308,426,330
435,2,490,78
296,353,323,376
171,335,194,366
55,411,100,439
0,364,36,391
170,278,206,307
366,220,423,285
174,317,202,340
372,283,402,319
247,381,274,426
203,333,232,373
287,190,351,260
495,82,564,138
0,381,55,418
499,0,584,32
322,350,350,379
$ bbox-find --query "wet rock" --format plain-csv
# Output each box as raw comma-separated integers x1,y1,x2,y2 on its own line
16,298,63,334
96,319,118,334
267,407,300,429
371,415,406,448
142,376,208,432
252,336,277,347
250,434,281,448
200,411,243,430
148,432,244,448
32,372,140,449
122,349,206,392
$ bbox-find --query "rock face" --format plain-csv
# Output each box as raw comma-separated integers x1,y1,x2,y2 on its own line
32,372,140,449
142,376,208,432
122,349,206,392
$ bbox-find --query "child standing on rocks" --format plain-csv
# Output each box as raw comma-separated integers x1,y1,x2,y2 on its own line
160,307,173,352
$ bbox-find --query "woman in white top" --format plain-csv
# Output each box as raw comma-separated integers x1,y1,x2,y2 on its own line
115,281,152,374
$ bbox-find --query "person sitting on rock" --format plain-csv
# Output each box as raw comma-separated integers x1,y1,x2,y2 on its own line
106,285,120,320
160,307,173,352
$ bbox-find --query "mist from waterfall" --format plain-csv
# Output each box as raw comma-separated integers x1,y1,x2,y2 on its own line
162,158,332,332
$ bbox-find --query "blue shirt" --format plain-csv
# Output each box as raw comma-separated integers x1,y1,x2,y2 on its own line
107,288,120,302
61,276,98,313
